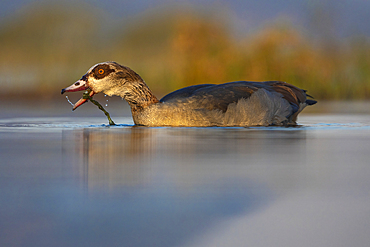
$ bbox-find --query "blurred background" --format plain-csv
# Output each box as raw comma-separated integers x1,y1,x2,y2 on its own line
2,2,370,246
0,0,370,103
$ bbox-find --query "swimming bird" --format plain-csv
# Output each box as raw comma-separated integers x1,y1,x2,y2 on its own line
61,61,316,127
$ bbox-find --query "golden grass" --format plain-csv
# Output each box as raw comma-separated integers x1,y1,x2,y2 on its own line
0,3,369,100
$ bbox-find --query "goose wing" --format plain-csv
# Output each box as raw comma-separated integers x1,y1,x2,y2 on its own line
160,82,259,112
160,84,215,103
160,81,316,113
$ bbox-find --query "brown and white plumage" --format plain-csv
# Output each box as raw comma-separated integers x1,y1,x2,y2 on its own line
61,61,316,126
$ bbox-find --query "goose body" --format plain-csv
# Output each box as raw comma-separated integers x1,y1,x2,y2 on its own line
61,62,316,127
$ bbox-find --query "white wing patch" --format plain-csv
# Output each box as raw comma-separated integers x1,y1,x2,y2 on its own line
224,89,292,126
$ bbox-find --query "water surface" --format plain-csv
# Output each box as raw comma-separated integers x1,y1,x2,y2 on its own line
1,112,370,247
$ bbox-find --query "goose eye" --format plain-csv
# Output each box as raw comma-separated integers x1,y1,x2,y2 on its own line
92,65,114,79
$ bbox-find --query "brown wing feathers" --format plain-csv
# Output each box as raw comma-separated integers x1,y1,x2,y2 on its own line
160,81,316,115
265,81,316,108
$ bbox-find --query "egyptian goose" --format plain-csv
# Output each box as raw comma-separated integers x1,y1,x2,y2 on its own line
61,62,316,126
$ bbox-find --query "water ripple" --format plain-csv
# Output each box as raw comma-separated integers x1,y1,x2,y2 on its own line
1,115,370,132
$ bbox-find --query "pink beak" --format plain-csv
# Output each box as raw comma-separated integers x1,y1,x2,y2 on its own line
61,80,94,111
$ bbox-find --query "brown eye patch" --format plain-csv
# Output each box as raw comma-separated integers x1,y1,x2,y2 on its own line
92,64,115,79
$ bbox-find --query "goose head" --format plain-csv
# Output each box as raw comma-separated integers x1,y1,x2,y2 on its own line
61,61,147,110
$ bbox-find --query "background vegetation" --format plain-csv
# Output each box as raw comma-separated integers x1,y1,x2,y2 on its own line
0,1,369,100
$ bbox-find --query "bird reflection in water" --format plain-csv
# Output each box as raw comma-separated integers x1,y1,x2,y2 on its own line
62,127,158,191
62,127,308,196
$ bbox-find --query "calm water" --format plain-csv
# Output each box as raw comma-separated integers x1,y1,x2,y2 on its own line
1,109,370,246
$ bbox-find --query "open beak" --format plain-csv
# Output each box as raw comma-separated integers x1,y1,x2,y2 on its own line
61,79,94,111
